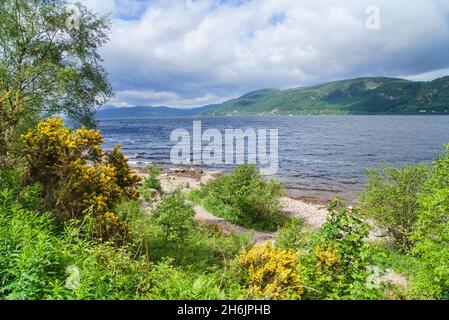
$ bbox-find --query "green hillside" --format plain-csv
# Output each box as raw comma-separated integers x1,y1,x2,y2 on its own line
201,76,449,115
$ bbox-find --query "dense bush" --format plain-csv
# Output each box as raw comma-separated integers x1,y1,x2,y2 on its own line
0,188,152,300
153,192,195,244
0,169,43,211
140,164,162,202
148,258,245,300
411,144,449,299
105,145,141,200
238,242,303,300
357,145,449,299
359,164,428,251
0,182,249,300
300,198,375,300
276,217,309,251
21,118,141,244
143,164,162,192
191,164,286,231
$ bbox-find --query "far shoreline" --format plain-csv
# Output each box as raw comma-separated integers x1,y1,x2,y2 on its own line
95,114,449,122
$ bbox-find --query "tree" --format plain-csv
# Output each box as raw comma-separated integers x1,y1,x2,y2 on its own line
0,0,113,167
358,164,428,252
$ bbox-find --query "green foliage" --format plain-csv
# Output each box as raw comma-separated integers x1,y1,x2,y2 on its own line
148,258,245,300
276,217,309,251
0,92,26,169
368,242,443,300
319,199,370,265
0,0,113,126
146,211,253,270
22,118,141,244
0,188,152,300
359,164,428,252
411,144,449,299
144,164,162,191
0,168,43,211
358,145,449,299
300,198,375,300
113,198,251,299
191,164,286,231
153,192,195,243
0,184,247,300
202,76,449,116
141,164,162,201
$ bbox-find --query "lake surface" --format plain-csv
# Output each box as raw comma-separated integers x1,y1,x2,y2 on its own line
97,116,449,202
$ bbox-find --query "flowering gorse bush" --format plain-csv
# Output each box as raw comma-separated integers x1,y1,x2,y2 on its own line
315,244,341,272
238,241,304,300
21,118,141,244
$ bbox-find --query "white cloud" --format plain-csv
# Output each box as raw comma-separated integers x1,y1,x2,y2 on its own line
403,68,449,82
81,0,449,107
109,89,229,108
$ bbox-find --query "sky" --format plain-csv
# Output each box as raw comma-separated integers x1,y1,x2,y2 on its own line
81,0,449,108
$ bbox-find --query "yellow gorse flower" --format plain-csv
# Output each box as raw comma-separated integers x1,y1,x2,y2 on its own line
315,244,341,272
238,241,304,300
21,118,141,245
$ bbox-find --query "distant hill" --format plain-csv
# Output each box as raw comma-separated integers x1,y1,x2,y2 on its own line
201,76,449,115
95,76,449,118
94,104,219,119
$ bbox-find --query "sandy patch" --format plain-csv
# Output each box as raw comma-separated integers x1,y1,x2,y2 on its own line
280,197,328,230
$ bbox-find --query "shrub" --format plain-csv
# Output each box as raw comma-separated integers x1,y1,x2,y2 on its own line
193,164,286,231
140,164,162,202
358,164,428,252
105,145,141,200
238,242,304,300
142,164,162,192
320,199,370,264
0,187,246,300
276,217,308,251
148,258,245,300
0,194,63,299
153,192,195,243
301,198,374,299
411,144,449,299
0,189,152,300
0,168,43,211
21,118,141,244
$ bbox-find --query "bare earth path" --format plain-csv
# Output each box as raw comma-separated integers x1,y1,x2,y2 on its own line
193,204,276,244
192,197,328,245
138,166,408,287
144,167,382,241
154,168,330,244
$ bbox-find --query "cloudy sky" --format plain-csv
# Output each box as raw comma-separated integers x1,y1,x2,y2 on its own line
81,0,449,108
